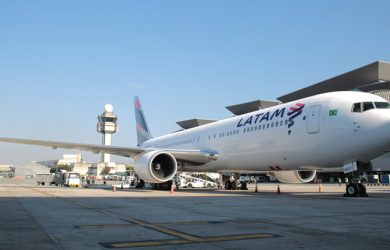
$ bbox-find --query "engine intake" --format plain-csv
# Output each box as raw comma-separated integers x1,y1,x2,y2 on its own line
271,170,316,183
134,151,177,183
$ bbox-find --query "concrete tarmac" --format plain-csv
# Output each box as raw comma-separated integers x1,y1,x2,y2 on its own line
1,178,390,250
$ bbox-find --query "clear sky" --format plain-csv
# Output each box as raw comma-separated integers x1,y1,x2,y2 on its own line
1,0,390,164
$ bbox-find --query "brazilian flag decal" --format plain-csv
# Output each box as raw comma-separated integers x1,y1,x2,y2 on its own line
329,109,338,116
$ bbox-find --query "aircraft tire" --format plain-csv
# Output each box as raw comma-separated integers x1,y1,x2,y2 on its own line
225,181,232,190
358,183,368,197
346,183,358,197
240,181,248,190
231,181,237,190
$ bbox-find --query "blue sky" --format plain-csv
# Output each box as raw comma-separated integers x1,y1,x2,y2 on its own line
1,0,390,164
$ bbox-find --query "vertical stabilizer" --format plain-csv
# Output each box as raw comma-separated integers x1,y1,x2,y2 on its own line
134,96,153,145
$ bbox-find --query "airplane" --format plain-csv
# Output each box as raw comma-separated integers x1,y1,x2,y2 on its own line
1,91,390,196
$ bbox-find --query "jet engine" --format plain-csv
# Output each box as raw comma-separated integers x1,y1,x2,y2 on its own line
134,151,178,183
271,170,316,184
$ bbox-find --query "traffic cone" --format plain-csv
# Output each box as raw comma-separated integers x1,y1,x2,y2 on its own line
319,184,323,192
277,185,281,194
170,183,174,193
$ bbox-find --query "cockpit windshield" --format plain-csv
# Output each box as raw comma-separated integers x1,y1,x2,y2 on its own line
374,102,390,109
352,101,390,113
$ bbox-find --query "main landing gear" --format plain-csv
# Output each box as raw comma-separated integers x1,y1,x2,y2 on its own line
223,174,248,190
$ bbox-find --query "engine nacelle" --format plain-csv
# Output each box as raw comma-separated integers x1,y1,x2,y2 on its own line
134,151,178,183
271,170,316,184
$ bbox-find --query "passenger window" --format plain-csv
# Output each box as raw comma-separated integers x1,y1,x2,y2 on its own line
352,103,361,112
275,122,278,127
363,102,374,112
267,124,270,128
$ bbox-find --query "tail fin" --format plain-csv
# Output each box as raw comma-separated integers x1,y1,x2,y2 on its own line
134,96,153,145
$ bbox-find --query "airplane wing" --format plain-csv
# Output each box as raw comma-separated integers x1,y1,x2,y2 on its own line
0,137,218,165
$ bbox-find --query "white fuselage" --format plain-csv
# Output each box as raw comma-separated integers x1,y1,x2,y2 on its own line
141,92,390,173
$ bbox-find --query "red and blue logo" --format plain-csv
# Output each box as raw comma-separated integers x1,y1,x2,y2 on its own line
287,103,305,128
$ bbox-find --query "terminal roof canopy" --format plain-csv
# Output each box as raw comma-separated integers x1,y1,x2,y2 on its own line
176,119,217,129
277,61,390,103
226,100,280,116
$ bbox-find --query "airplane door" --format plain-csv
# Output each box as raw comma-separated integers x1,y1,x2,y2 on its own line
307,105,321,134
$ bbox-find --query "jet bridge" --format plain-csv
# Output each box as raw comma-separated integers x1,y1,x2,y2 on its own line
278,61,390,103
225,100,280,115
176,119,217,129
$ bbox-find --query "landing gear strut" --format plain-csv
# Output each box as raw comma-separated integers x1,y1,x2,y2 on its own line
223,174,248,190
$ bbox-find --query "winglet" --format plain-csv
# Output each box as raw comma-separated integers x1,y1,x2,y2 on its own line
134,96,153,145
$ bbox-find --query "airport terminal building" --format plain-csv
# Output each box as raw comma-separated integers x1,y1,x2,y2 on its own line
277,61,390,103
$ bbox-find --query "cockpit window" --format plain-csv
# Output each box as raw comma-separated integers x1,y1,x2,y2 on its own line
363,102,375,112
352,101,389,113
352,103,361,112
374,102,390,109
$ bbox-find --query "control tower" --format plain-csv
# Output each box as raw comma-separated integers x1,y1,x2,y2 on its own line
97,104,118,163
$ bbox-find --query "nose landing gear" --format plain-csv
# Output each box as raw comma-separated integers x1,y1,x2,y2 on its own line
344,182,368,197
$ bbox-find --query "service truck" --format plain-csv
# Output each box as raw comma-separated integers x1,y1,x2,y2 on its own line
36,173,55,186
65,172,81,187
